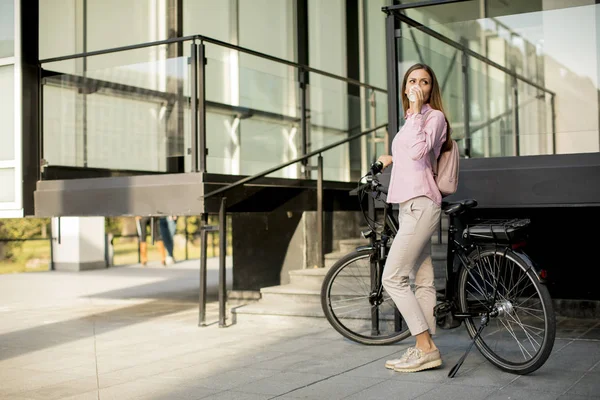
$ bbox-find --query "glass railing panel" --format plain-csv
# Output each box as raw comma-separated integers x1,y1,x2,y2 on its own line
467,57,513,158
203,45,300,177
238,118,300,179
41,38,387,181
308,75,365,182
517,84,553,156
42,42,193,172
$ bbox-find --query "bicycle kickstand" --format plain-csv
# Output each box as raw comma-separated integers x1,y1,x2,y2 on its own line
448,314,489,378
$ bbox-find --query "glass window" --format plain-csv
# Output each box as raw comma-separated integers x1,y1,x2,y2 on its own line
0,64,14,161
39,0,82,60
364,0,389,89
87,0,165,52
0,0,14,58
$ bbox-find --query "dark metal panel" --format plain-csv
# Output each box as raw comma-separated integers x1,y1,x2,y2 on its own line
34,173,207,217
445,153,600,207
33,173,362,217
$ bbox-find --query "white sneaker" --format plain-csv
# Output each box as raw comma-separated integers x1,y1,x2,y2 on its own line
393,348,442,373
385,347,416,369
165,256,175,265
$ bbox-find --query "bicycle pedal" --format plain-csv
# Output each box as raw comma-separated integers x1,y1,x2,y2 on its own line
434,301,462,330
433,301,452,317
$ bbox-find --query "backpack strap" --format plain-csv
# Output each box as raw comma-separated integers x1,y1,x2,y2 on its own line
418,109,439,176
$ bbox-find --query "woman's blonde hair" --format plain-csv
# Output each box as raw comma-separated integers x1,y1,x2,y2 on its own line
401,63,452,152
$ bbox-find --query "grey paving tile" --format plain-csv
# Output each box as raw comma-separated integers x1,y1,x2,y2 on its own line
505,369,583,394
484,388,558,400
446,365,519,388
542,341,600,372
230,371,327,396
0,370,87,396
98,378,218,400
557,395,600,400
344,359,401,379
413,383,496,400
284,353,374,376
173,367,279,390
280,375,385,399
18,376,99,400
249,352,320,371
566,372,600,398
344,379,439,400
60,392,101,400
199,390,271,400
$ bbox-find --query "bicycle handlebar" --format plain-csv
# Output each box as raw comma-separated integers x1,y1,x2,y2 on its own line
349,175,388,197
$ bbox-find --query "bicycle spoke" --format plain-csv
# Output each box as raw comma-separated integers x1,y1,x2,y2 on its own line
507,312,541,349
500,318,532,360
516,306,546,322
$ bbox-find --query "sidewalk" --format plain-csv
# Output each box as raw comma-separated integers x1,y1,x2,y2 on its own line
0,259,598,400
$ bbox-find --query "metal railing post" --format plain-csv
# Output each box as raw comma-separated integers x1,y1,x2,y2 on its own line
512,74,520,156
317,154,324,268
370,90,377,161
198,42,207,172
461,48,471,158
299,68,309,179
199,214,208,327
185,216,189,261
190,42,199,172
550,94,557,155
219,198,228,327
49,226,54,271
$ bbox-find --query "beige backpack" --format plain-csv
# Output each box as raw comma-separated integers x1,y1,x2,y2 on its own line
424,110,459,197
433,138,459,197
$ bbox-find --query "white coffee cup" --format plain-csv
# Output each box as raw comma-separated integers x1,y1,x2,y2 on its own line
408,86,418,102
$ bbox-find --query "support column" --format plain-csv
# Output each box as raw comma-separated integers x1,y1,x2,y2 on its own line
51,217,106,271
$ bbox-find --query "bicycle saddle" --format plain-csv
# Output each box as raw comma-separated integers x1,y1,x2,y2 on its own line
442,199,478,216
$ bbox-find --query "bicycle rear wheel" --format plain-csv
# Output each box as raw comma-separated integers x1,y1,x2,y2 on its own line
458,247,556,374
321,249,411,345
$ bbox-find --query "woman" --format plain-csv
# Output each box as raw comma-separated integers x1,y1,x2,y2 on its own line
376,63,452,373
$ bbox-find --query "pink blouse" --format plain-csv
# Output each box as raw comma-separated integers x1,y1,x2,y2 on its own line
386,103,448,206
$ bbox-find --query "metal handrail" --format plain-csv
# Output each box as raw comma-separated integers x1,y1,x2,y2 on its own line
39,34,387,94
201,123,388,200
383,0,472,12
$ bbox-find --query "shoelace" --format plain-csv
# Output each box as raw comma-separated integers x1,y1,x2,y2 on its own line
402,347,421,361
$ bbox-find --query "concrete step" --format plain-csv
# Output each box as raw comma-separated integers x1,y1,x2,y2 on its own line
234,277,449,319
288,267,330,286
338,238,369,253
232,300,325,318
325,251,346,268
236,229,451,319
260,283,322,304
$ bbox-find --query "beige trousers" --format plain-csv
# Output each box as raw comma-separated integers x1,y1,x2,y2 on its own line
382,196,441,336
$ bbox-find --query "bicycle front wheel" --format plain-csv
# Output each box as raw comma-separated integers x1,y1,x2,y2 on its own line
321,249,411,345
458,247,556,374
